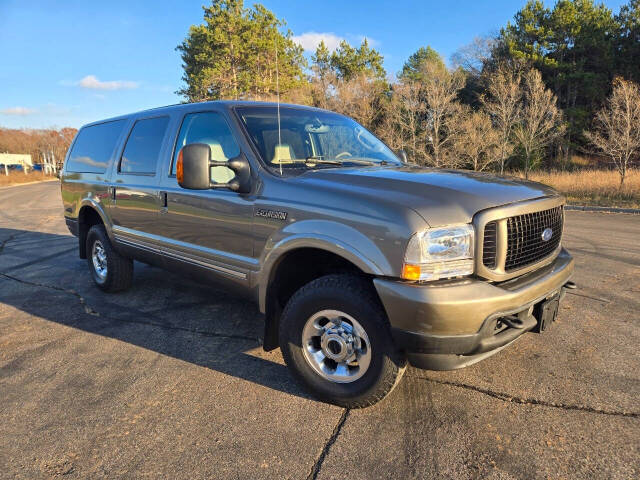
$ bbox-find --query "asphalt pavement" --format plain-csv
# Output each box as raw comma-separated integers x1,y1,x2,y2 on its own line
1,181,638,479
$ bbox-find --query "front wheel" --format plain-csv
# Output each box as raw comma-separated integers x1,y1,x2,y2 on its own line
279,274,406,408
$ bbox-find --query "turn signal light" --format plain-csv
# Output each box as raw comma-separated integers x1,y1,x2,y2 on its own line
401,263,421,281
176,150,184,184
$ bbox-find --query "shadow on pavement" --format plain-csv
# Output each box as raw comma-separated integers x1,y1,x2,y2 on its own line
0,227,310,401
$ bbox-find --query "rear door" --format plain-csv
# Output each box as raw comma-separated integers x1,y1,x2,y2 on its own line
110,115,171,247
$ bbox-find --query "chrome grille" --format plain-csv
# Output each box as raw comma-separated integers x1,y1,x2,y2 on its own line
482,221,497,268
505,206,563,272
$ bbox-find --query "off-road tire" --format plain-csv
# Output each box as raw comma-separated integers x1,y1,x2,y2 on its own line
86,225,133,292
279,274,406,408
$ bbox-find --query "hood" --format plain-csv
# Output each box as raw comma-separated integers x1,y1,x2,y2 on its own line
299,166,559,226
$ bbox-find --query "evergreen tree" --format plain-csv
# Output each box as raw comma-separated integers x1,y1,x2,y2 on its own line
176,0,306,101
496,0,619,154
616,0,640,83
399,46,445,81
329,39,386,81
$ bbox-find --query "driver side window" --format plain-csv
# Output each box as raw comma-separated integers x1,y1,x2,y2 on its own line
172,112,240,183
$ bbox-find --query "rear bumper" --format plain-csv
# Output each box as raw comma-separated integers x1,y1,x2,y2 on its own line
373,248,574,370
65,217,79,237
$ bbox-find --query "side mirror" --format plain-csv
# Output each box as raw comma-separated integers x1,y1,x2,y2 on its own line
397,149,408,163
177,143,252,194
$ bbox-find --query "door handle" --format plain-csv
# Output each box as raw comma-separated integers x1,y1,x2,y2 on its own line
159,191,168,214
110,186,117,203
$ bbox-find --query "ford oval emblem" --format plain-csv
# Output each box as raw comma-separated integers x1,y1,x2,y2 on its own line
541,228,553,242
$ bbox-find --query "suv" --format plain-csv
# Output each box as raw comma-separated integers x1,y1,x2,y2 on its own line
61,101,574,408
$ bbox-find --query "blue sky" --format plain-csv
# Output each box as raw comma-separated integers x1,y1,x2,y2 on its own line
0,0,628,129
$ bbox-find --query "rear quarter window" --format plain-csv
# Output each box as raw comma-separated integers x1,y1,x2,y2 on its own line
66,120,126,173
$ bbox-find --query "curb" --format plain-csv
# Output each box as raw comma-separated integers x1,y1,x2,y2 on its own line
566,205,640,214
0,179,59,190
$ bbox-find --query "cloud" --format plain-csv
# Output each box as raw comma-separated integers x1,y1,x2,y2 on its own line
77,75,139,91
292,32,345,52
1,106,36,115
292,32,382,54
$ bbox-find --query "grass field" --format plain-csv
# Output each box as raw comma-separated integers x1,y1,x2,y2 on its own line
0,171,55,187
515,169,639,209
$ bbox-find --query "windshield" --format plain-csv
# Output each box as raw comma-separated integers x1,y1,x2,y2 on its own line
235,106,402,169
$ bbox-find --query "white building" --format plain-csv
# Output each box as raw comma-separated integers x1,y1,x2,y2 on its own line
0,153,33,175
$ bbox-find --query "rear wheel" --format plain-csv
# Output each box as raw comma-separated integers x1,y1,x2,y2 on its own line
279,274,406,408
86,225,133,292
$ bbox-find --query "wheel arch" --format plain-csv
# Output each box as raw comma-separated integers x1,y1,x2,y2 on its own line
77,200,110,259
259,224,392,351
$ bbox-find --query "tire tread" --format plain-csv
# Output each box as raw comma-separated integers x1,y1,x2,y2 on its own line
86,225,133,293
279,274,406,408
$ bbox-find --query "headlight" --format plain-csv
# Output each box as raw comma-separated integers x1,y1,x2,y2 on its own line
402,224,474,281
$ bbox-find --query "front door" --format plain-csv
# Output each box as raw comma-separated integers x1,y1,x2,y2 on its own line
157,110,256,281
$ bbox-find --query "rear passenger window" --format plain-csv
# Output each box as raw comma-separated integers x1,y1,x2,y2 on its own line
119,116,170,174
66,120,126,173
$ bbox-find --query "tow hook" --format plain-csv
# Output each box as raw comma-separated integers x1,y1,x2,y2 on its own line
564,281,577,289
502,306,534,329
501,316,526,329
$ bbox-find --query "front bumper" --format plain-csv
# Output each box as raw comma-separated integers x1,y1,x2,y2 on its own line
373,248,574,370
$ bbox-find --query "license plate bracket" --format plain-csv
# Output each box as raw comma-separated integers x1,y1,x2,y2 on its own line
532,293,560,333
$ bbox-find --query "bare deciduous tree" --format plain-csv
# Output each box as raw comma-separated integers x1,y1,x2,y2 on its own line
454,108,501,171
513,69,563,178
481,65,522,174
450,35,497,76
382,80,428,164
585,78,640,187
420,61,466,167
320,74,387,131
0,127,77,171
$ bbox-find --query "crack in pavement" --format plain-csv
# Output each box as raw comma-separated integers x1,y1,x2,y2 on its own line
408,374,639,418
0,271,261,344
306,409,350,480
566,290,610,304
0,214,61,256
0,230,29,256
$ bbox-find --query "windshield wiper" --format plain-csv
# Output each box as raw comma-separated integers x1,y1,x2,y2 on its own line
280,156,381,168
304,156,342,165
338,159,376,166
308,156,381,166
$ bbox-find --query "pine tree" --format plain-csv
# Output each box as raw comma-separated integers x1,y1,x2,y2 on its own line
176,0,306,101
399,46,445,81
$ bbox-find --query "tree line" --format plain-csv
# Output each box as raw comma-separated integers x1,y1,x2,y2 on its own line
0,128,77,169
177,0,640,185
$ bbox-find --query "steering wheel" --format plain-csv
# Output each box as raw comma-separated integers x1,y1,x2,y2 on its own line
356,128,381,152
335,151,352,159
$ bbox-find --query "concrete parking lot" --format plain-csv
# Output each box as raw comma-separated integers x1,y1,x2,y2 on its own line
1,181,638,479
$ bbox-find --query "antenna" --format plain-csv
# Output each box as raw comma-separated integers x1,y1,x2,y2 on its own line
275,36,282,176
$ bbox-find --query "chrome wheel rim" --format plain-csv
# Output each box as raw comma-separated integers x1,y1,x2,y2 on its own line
91,240,107,281
301,310,371,383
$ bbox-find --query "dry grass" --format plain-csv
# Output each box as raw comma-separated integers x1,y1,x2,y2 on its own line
1,167,637,209
0,171,55,187
567,154,598,168
514,169,640,208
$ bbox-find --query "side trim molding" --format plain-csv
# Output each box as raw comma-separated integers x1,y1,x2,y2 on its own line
113,233,247,280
